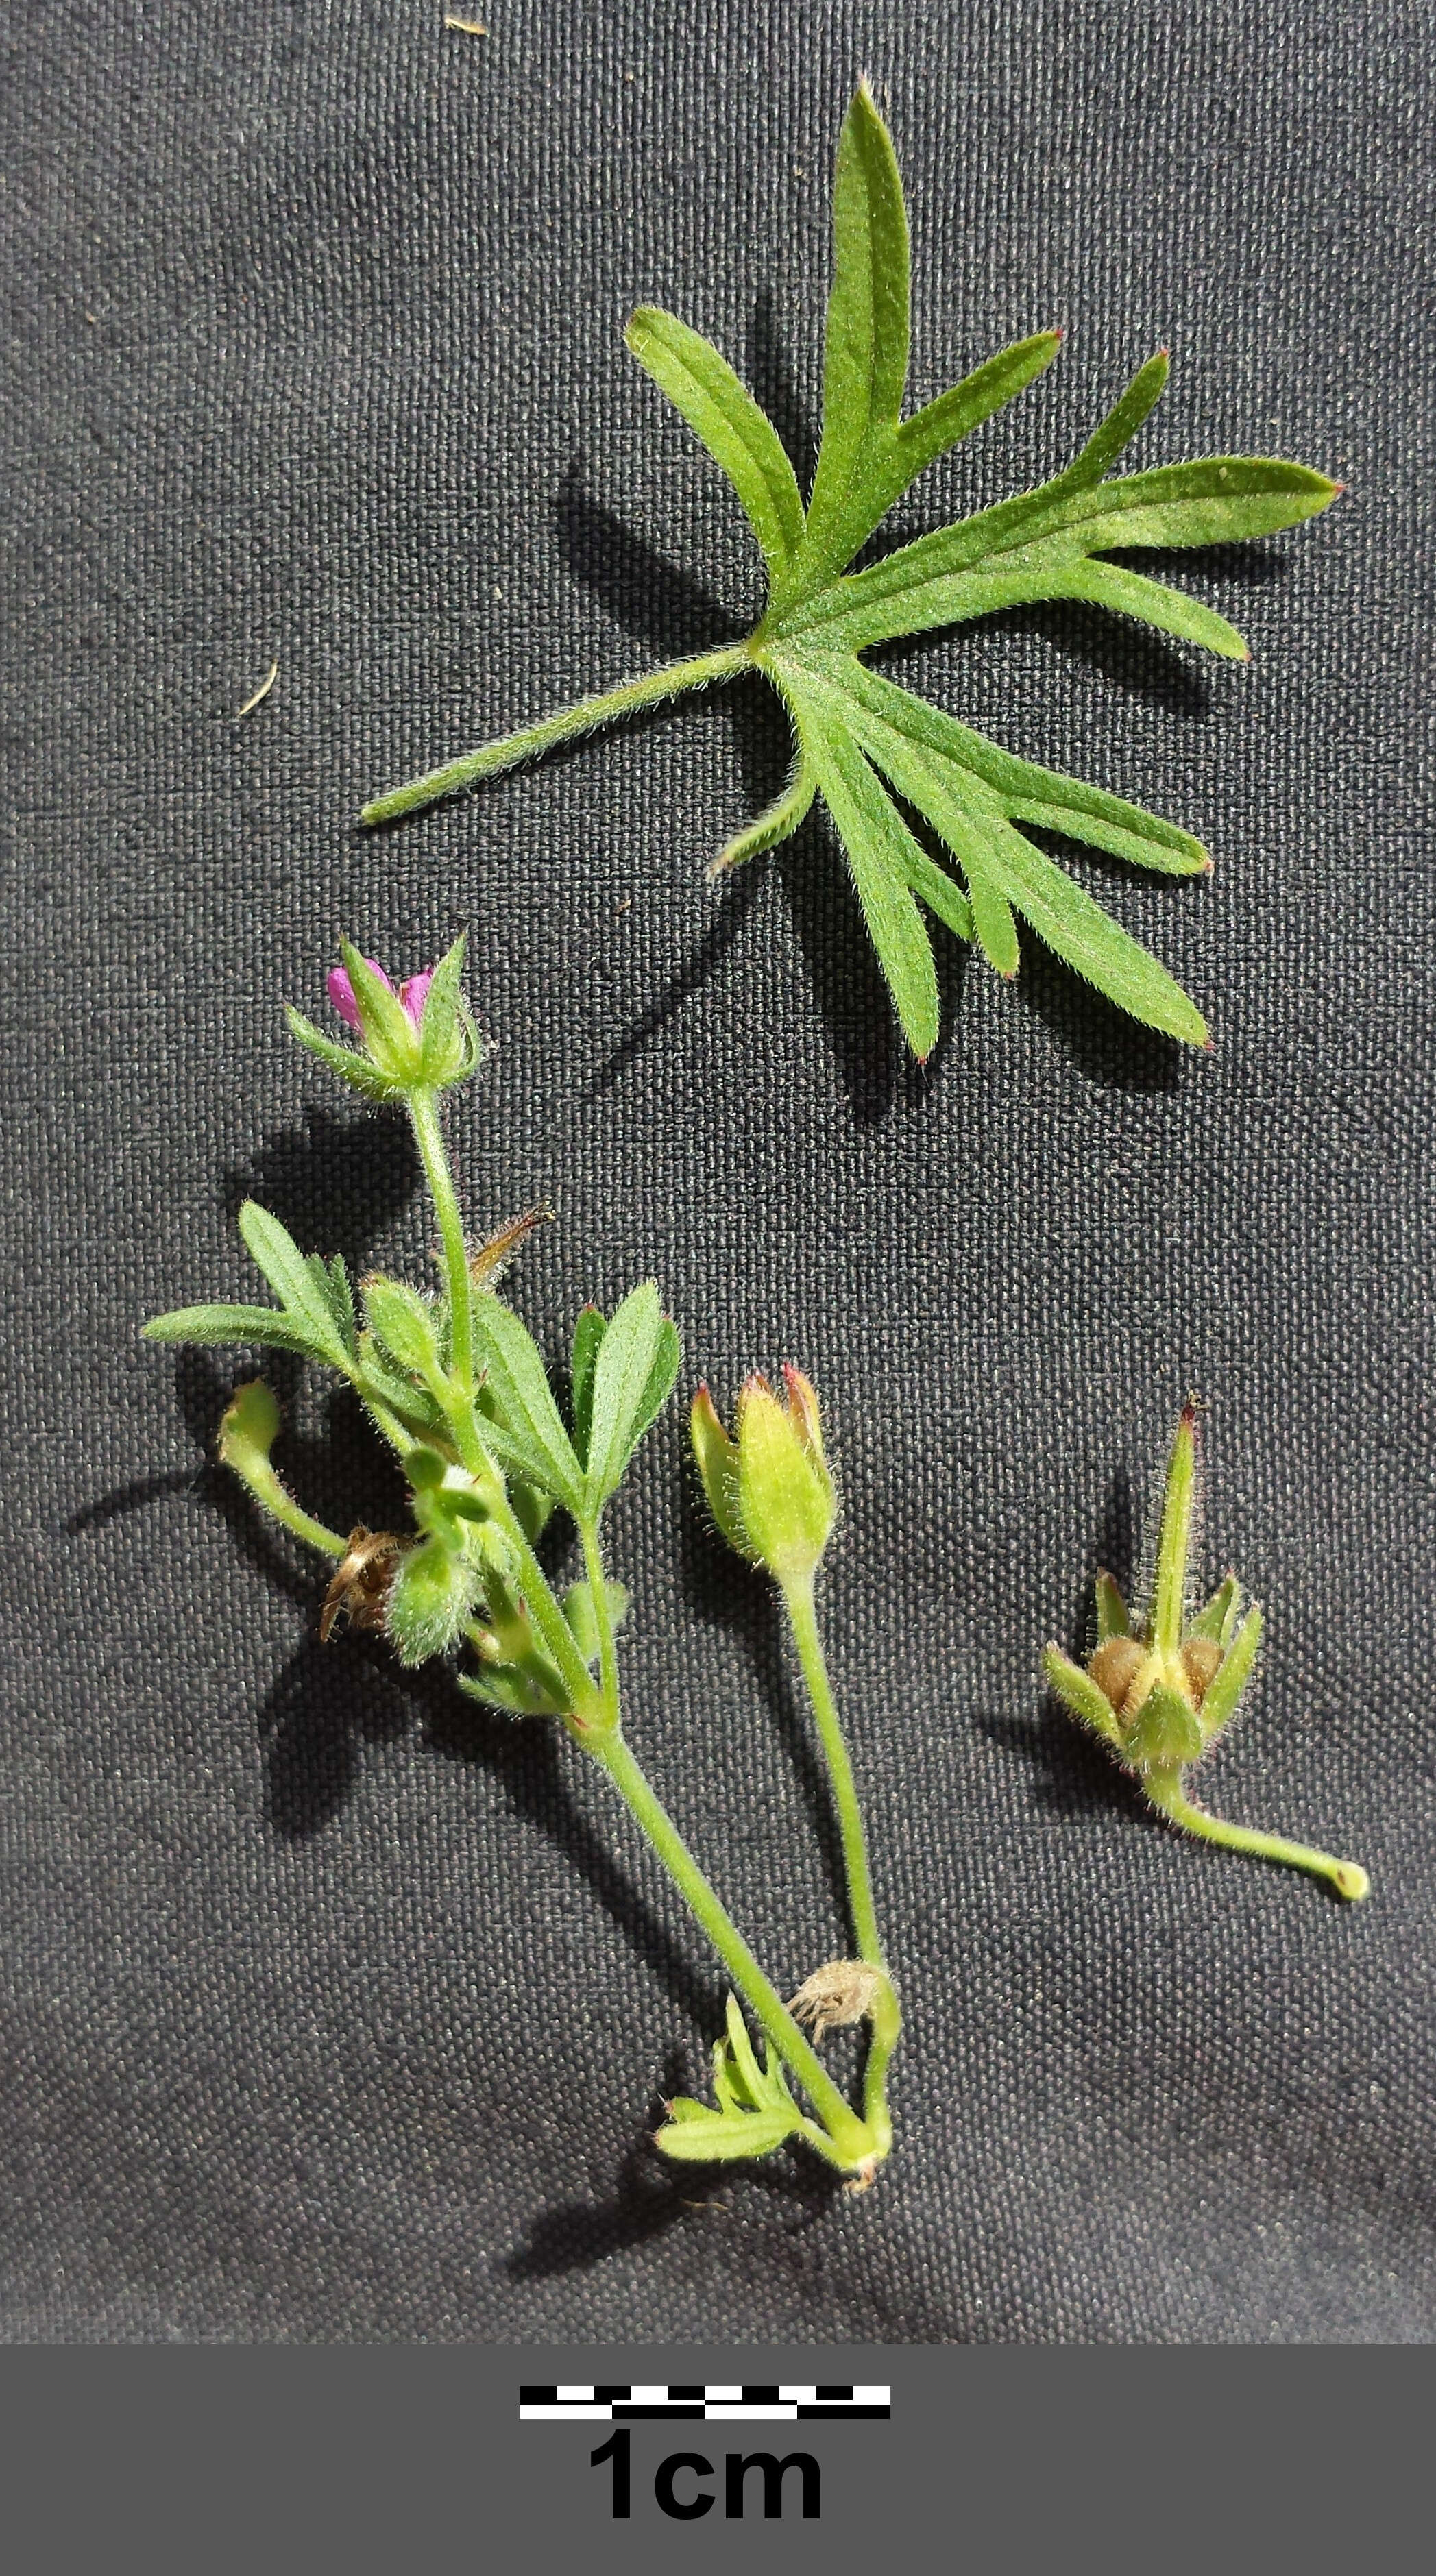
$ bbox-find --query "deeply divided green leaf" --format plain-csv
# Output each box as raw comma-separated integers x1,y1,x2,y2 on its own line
471,1295,585,1512
653,2109,797,2163
791,692,939,1057
626,306,805,580
142,1302,314,1353
799,81,910,582
581,1282,677,1516
362,81,1340,1062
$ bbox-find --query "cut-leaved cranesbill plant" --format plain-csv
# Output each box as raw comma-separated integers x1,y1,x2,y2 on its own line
1043,1402,1369,1901
144,938,899,2185
361,82,1339,1058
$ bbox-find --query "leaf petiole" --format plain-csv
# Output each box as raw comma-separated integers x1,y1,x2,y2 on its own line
360,644,753,827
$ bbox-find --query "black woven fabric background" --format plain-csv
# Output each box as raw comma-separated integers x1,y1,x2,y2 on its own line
3,0,1432,2344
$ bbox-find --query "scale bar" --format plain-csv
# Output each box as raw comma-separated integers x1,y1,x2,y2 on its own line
520,2383,890,2422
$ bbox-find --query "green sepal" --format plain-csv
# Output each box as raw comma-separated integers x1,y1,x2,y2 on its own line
339,940,421,1077
1195,1601,1263,1744
407,1451,502,1549
561,1577,631,1665
1042,1643,1125,1750
1187,1571,1242,1646
385,1534,481,1667
363,1275,443,1380
1125,1680,1204,1771
1095,1571,1130,1643
286,1007,404,1103
690,1386,754,1562
414,934,485,1090
733,1375,835,1582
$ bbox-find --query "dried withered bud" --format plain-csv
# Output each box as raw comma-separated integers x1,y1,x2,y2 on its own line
790,1960,886,2039
1088,1632,1145,1715
1180,1634,1224,1704
468,1203,553,1289
320,1527,403,1643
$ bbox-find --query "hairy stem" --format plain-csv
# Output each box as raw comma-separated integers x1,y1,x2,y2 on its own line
232,1462,347,1561
1144,1769,1370,1902
782,1574,885,1967
783,1572,900,2140
407,1088,476,1403
581,1521,622,1729
487,1484,600,1720
860,1976,902,2155
360,645,754,826
594,1730,878,2172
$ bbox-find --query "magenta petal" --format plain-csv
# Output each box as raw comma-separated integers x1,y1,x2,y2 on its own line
328,959,392,1029
399,969,433,1029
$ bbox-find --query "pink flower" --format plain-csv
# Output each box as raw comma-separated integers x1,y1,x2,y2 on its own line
328,961,432,1032
399,968,433,1025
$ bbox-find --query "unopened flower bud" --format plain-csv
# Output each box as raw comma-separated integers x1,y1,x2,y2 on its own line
288,934,485,1101
692,1366,836,1584
385,1532,481,1667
